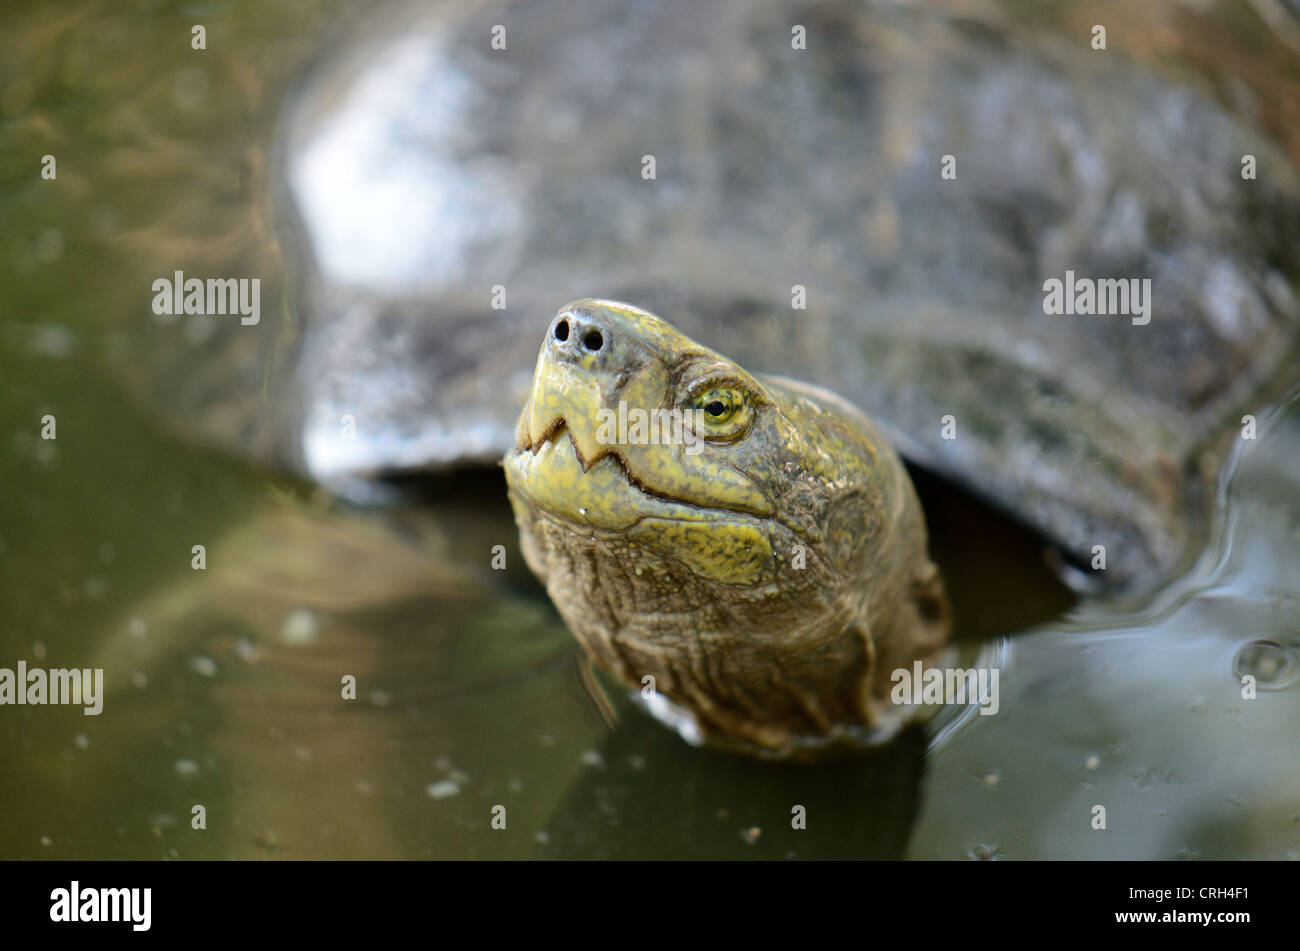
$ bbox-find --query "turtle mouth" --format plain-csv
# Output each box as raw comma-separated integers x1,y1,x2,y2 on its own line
520,415,684,486
506,420,726,530
504,421,777,586
521,416,613,473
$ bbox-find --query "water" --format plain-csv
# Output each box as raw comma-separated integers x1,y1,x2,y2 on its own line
2,0,1298,860
911,398,1300,860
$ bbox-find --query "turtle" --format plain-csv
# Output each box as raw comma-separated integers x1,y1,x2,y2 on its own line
236,0,1300,604
503,298,953,758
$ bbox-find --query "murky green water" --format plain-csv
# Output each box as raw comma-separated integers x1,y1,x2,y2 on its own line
2,0,1297,860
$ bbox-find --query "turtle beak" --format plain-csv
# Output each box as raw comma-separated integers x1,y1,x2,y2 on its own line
511,301,773,519
516,307,623,469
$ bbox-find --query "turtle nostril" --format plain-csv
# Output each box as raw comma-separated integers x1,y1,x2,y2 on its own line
583,329,604,352
554,319,570,342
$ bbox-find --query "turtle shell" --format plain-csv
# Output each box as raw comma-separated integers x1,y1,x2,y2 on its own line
260,0,1300,589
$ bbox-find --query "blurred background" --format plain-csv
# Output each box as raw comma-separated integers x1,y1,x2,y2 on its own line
1,0,1298,859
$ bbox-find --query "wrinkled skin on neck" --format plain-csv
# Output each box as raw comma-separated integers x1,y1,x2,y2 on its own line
504,299,950,759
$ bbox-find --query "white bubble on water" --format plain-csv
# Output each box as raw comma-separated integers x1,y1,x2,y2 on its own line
187,655,218,678
282,608,320,646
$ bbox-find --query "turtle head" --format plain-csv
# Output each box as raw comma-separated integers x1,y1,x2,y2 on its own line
504,298,800,584
503,299,950,756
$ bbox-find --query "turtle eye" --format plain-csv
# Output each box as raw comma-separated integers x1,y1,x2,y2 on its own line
688,385,751,440
705,398,731,420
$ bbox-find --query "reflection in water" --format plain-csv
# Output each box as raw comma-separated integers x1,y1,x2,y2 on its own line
539,690,930,860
